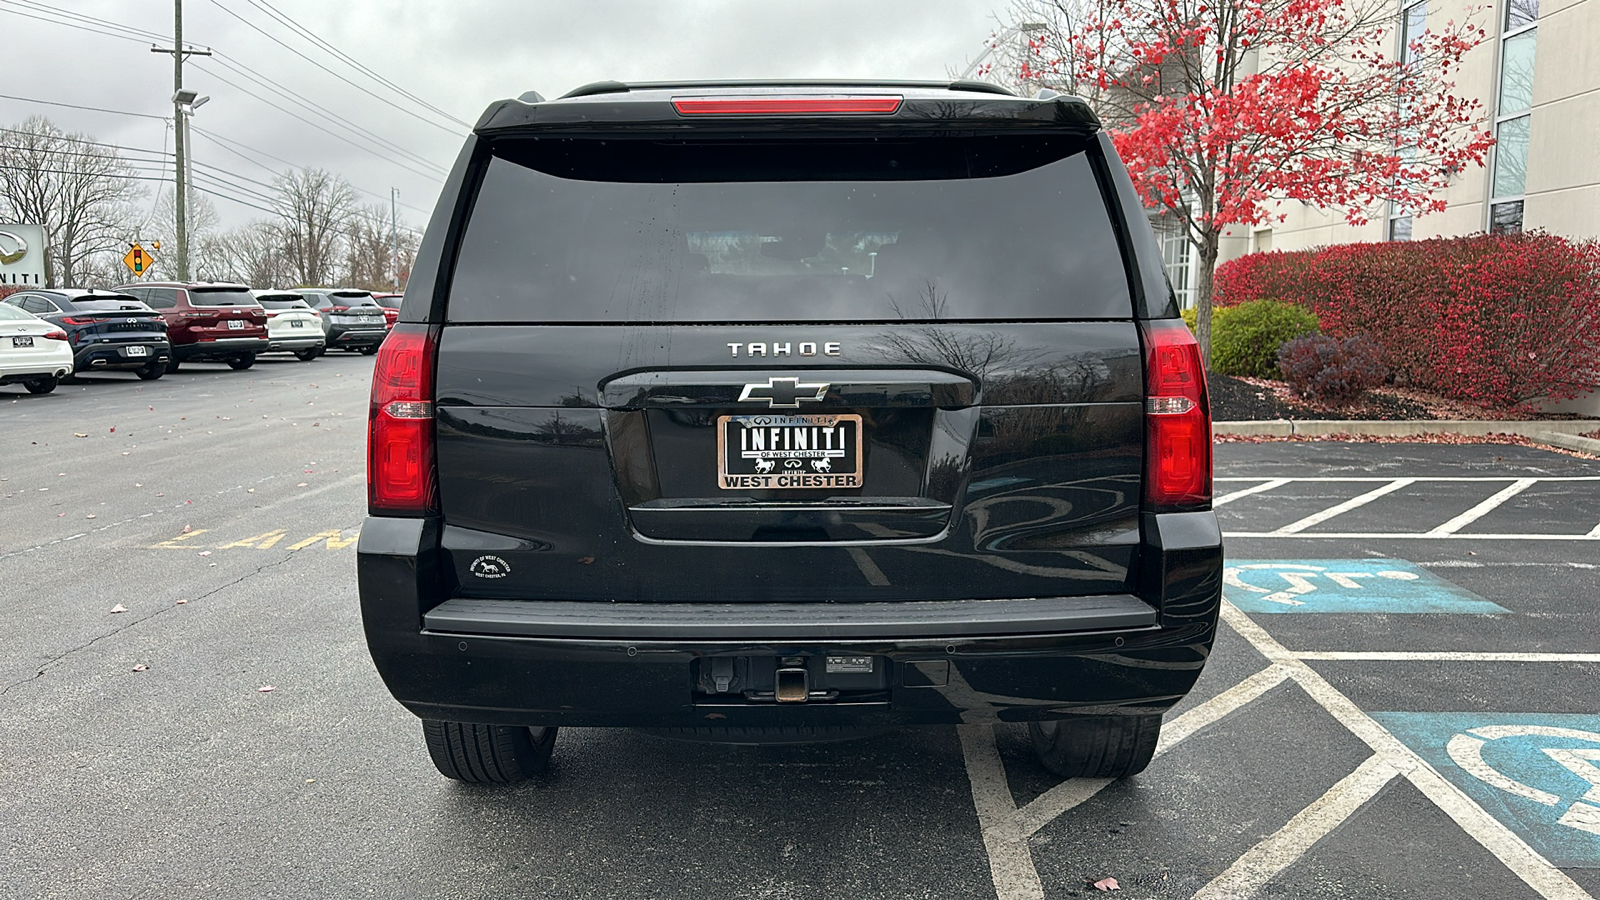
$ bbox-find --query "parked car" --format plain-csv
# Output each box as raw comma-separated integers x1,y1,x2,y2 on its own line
296,288,389,354
0,301,73,394
371,292,402,329
359,81,1220,784
113,282,267,373
3,289,171,380
253,290,328,361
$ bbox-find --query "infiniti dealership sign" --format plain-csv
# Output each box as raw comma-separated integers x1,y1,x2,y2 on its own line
0,224,45,285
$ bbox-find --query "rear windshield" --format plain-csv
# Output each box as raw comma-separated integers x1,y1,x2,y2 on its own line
331,291,376,304
257,297,309,309
71,296,146,311
189,288,260,307
447,137,1132,323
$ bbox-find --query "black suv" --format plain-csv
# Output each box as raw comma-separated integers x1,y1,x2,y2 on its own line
3,289,171,380
359,81,1220,784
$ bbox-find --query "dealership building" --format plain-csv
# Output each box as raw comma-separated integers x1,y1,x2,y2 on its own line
1152,0,1597,301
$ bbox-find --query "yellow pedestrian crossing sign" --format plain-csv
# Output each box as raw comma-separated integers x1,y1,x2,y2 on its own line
123,243,155,276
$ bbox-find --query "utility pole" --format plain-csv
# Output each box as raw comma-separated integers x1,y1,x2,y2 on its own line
151,0,210,281
390,188,399,292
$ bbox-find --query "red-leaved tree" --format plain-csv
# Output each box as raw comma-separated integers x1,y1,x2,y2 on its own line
981,0,1495,365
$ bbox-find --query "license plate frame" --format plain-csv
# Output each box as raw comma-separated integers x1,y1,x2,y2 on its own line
716,413,863,491
125,345,148,357
11,335,33,348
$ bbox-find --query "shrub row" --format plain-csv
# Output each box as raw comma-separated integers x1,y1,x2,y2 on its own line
1213,233,1600,408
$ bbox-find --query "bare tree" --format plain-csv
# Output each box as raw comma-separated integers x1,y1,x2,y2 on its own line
198,220,287,287
272,167,355,287
0,116,144,287
145,188,220,281
342,203,417,291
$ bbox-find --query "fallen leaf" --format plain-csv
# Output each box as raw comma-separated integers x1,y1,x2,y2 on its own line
135,483,141,487
1092,877,1120,892
73,433,87,438
296,482,308,487
247,488,255,493
181,524,192,533
198,551,212,557
85,514,96,519
577,556,596,565
109,427,115,433
258,685,275,693
132,663,147,672
110,603,127,614
175,599,188,605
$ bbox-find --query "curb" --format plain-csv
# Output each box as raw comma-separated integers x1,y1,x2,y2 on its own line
1214,420,1600,454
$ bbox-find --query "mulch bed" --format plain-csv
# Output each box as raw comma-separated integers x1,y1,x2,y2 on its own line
1209,373,1593,422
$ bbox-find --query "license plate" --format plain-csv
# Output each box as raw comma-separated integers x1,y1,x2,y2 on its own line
717,414,863,490
227,319,245,330
11,335,33,348
289,320,304,328
126,345,147,357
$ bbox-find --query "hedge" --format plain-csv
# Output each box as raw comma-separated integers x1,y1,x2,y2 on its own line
1213,233,1600,408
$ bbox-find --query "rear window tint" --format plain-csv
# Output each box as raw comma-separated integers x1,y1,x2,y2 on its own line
447,137,1132,323
258,298,309,309
189,288,260,307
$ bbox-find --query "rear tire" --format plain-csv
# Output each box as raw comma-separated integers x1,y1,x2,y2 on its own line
23,375,58,394
135,362,165,381
360,344,380,356
422,720,556,783
294,347,322,361
165,359,181,374
227,354,255,371
1029,714,1161,779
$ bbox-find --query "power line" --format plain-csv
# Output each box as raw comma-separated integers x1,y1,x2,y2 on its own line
0,1,147,44
0,0,173,44
0,91,168,121
238,0,469,128
206,0,464,136
191,61,445,181
203,54,446,174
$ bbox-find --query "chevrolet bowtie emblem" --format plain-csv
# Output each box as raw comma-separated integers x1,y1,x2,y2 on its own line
738,377,829,409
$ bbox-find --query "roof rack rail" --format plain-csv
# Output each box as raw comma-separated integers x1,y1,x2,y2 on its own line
946,80,1016,96
558,81,630,100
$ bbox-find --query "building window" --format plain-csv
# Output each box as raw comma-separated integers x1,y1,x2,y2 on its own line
1489,0,1538,233
1159,227,1193,309
1388,0,1426,241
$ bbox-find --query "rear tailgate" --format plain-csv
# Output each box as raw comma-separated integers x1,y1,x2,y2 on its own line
432,128,1146,605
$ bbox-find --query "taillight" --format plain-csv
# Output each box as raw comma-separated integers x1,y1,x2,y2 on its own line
43,329,67,341
1141,319,1211,511
60,316,103,325
328,306,349,313
672,96,903,115
368,325,436,514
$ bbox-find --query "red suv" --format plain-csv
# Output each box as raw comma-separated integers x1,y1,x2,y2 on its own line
114,282,269,373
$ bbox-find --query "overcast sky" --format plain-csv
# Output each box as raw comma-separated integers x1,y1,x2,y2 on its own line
0,0,1006,233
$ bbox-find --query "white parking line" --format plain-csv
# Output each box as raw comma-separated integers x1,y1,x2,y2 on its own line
1428,478,1539,535
1226,531,1600,540
1213,478,1291,507
1192,754,1399,900
1271,479,1416,535
1291,651,1600,662
1220,602,1593,900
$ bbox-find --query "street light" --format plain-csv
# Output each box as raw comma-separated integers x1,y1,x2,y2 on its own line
172,89,208,280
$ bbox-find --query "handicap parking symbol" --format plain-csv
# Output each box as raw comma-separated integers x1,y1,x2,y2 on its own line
1374,713,1600,866
1223,559,1508,614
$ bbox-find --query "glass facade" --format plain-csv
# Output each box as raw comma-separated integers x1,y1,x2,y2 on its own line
1489,0,1538,233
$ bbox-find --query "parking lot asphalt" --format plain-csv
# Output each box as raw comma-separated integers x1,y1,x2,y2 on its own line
4,370,1600,900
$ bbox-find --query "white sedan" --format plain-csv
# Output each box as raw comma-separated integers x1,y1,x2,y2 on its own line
0,301,73,394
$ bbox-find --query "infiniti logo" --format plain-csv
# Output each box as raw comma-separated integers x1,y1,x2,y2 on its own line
0,230,28,266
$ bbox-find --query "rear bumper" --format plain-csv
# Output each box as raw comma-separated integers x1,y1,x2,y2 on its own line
74,341,170,370
328,326,387,347
358,512,1223,728
265,336,325,352
0,346,74,380
174,337,268,361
